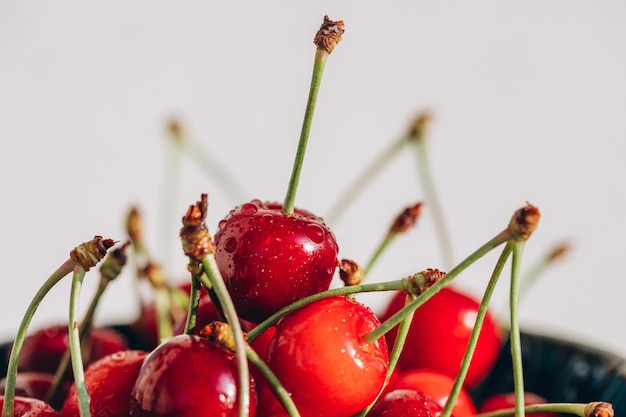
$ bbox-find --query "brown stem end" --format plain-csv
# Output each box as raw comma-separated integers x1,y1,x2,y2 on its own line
70,236,116,271
180,194,215,261
338,259,364,286
408,111,433,142
509,202,540,241
314,15,344,54
403,268,446,297
584,402,614,417
390,202,423,234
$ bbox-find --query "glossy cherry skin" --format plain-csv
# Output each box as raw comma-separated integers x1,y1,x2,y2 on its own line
15,324,128,381
0,396,60,416
262,295,388,417
366,389,443,417
129,334,257,417
61,350,148,417
380,286,503,389
0,372,69,410
479,392,557,417
385,369,476,417
214,200,339,323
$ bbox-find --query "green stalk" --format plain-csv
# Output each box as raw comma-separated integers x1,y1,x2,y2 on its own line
200,254,250,417
440,243,512,417
68,265,91,417
365,229,511,343
326,135,409,225
2,259,75,417
283,48,329,215
183,272,202,335
364,232,397,277
510,241,527,417
474,402,612,417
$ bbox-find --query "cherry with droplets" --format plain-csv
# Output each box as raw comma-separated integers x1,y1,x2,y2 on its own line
366,389,443,417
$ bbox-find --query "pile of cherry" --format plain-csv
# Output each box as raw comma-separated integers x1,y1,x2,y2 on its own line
0,15,617,417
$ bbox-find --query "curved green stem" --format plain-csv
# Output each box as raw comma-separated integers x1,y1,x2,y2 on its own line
1,258,75,417
183,273,202,335
200,254,250,417
440,243,512,417
510,241,527,417
364,232,398,277
283,49,329,215
365,229,511,343
247,279,405,342
326,135,409,225
412,138,455,270
245,344,301,417
475,402,595,417
68,265,91,417
158,133,183,277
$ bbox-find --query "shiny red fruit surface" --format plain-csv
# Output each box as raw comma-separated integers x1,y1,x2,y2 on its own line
381,286,503,388
62,350,148,417
15,325,128,380
214,200,339,323
479,392,557,417
130,334,257,417
367,389,443,417
386,369,476,417
0,396,59,416
263,296,388,417
0,372,69,410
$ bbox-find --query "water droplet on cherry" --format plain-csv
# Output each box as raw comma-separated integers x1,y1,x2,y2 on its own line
224,237,237,253
305,223,325,243
241,202,258,215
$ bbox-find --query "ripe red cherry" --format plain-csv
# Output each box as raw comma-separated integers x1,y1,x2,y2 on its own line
367,389,443,417
214,200,339,323
14,324,128,380
0,396,59,416
0,372,70,410
385,369,476,417
479,392,557,417
130,334,257,417
61,349,148,417
380,286,503,389
262,295,388,417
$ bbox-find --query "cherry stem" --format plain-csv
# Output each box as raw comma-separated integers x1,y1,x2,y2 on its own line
183,270,203,335
282,48,329,215
365,229,512,344
326,135,408,225
411,132,454,270
245,344,302,417
200,254,250,417
474,402,614,417
517,241,570,305
440,243,513,417
510,241,527,417
364,232,398,277
68,265,92,417
247,278,406,342
1,258,75,417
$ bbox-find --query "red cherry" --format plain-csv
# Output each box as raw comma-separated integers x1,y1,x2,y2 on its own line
130,334,257,417
214,200,339,323
0,396,59,416
380,286,503,388
386,369,476,417
14,325,128,380
61,349,148,417
367,389,443,417
479,392,557,417
262,295,388,417
0,372,69,410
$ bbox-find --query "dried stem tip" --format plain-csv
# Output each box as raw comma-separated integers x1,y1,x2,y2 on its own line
548,241,571,262
199,321,244,353
70,236,116,271
126,206,143,245
338,259,364,286
403,268,446,297
180,193,215,261
584,402,614,417
508,202,541,241
314,15,344,54
99,242,129,282
167,118,184,143
407,111,433,142
390,202,423,234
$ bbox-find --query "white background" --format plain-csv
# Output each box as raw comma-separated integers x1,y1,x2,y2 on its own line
1,2,626,358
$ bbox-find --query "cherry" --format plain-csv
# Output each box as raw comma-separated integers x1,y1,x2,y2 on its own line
0,396,59,417
61,349,148,417
380,286,503,389
366,389,443,417
0,373,69,410
478,392,557,417
214,200,339,323
14,325,128,381
129,333,257,417
385,369,476,417
261,295,388,417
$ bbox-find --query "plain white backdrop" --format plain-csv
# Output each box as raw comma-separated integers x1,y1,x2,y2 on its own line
1,2,626,358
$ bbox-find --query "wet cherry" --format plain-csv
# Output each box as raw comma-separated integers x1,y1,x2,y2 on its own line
0,373,69,410
0,396,59,416
214,200,339,323
262,295,388,417
380,286,503,388
129,333,257,417
478,392,558,417
367,389,443,417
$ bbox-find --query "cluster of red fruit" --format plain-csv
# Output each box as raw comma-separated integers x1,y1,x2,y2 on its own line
0,15,615,417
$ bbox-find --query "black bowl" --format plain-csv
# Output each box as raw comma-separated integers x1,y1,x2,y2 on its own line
1,325,624,415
